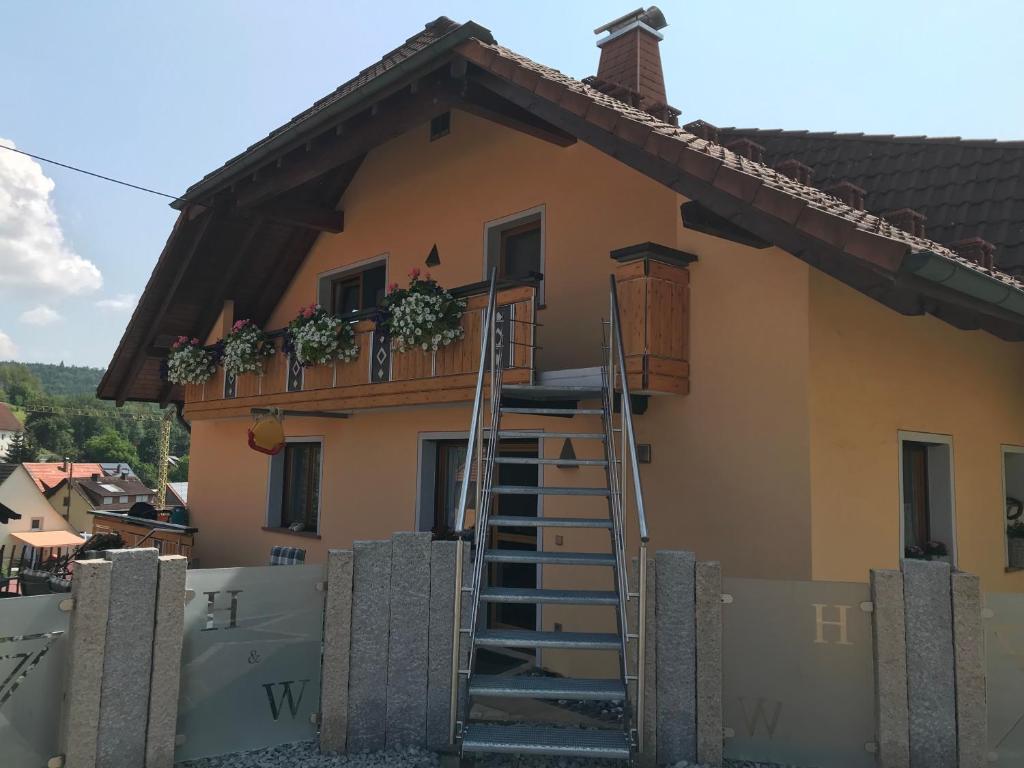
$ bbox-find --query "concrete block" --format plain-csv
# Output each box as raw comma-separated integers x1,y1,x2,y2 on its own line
61,558,112,768
642,555,657,768
347,540,392,752
870,569,910,768
426,540,457,750
695,561,723,767
951,572,987,768
902,559,956,768
320,550,354,753
655,550,696,765
96,548,159,768
385,533,431,749
145,556,187,768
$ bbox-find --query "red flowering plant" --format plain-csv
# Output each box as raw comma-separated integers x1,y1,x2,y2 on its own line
376,268,466,353
165,336,217,385
286,303,359,366
221,318,275,377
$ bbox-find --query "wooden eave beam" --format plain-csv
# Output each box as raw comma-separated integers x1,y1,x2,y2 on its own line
458,81,577,147
251,203,344,233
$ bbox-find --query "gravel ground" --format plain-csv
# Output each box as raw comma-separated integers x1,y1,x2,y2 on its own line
175,739,800,768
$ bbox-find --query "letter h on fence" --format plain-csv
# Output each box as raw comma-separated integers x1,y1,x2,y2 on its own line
201,590,242,631
813,604,853,646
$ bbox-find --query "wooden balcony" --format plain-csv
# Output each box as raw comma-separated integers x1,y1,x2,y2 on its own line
183,281,537,419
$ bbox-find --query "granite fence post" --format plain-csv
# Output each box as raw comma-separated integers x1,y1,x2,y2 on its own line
426,540,457,750
347,540,392,752
320,549,354,753
655,550,696,764
61,558,112,768
145,555,187,768
385,532,431,749
695,561,723,767
96,548,159,768
870,568,910,768
951,571,987,768
902,559,956,768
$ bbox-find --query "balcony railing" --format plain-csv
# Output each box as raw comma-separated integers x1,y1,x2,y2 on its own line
183,279,537,417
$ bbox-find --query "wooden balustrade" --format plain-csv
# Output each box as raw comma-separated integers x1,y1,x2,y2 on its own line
183,282,537,419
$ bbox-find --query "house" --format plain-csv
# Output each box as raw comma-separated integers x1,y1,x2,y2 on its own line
166,481,188,507
24,461,106,533
0,463,79,552
0,403,24,456
97,3,1024,691
44,471,156,533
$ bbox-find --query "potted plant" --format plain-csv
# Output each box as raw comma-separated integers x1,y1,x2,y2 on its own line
1008,521,1024,568
165,336,217,385
377,269,467,352
221,318,275,377
287,304,359,366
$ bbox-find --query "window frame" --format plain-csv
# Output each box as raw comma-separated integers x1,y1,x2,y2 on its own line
897,430,957,565
316,255,388,316
1000,444,1024,571
265,436,324,536
484,206,545,304
30,517,42,531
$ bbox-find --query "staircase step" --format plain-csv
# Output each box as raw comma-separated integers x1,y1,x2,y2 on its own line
475,629,621,650
469,675,625,701
484,550,616,566
502,384,604,401
500,407,604,416
488,516,611,529
492,485,610,496
498,431,605,440
462,724,630,759
494,457,608,466
479,587,619,605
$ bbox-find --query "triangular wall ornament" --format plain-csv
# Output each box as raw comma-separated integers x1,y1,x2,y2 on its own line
425,244,440,267
557,438,577,469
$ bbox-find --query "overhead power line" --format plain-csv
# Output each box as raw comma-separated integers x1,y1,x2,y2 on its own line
19,404,165,422
0,143,182,202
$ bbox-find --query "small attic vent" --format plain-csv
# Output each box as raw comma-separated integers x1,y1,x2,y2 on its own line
430,112,451,141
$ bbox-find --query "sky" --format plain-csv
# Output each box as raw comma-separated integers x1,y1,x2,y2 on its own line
1,0,1021,368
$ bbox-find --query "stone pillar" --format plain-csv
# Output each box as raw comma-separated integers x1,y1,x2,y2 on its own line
655,550,696,764
695,561,723,767
61,558,112,768
870,569,910,768
426,540,457,750
902,559,956,768
320,549,354,753
145,555,187,768
385,532,431,748
347,540,392,752
95,548,159,768
951,572,987,768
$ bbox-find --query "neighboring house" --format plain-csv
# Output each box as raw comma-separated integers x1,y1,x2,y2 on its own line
0,463,78,551
45,473,156,534
0,403,24,456
97,12,1024,595
25,462,108,534
166,481,188,507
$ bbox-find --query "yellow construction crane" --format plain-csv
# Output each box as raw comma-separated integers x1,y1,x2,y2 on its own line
156,408,172,508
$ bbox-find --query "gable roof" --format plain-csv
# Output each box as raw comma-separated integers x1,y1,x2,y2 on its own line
717,128,1024,273
0,464,17,486
99,18,1024,405
23,462,105,493
0,403,22,433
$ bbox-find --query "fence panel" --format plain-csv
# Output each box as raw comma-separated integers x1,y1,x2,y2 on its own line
722,577,876,768
985,591,1024,766
175,564,326,762
0,593,71,767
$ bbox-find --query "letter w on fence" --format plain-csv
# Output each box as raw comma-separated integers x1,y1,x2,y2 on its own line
263,679,309,720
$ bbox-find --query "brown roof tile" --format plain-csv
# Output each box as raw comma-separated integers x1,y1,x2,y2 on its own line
0,403,22,433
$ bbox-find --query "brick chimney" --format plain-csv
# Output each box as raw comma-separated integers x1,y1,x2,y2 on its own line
775,159,813,186
825,181,866,211
883,208,927,238
594,7,677,123
951,237,996,270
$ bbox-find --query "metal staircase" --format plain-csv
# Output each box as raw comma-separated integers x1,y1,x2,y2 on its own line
449,273,650,762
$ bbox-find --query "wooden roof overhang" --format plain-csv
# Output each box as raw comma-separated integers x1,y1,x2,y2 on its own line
100,22,1024,406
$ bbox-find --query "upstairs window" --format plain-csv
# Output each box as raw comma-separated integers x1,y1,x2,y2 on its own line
899,432,956,564
485,208,545,302
324,263,386,317
30,517,42,531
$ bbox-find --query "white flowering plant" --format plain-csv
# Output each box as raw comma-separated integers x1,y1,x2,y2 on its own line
287,304,359,366
165,336,217,385
378,269,467,353
221,319,275,377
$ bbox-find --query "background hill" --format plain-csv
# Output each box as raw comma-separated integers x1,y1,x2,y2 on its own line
22,362,105,397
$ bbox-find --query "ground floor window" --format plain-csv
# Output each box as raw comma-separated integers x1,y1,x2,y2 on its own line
899,431,955,564
267,440,322,534
1002,446,1024,569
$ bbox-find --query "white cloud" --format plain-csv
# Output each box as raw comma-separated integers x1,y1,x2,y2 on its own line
95,293,137,311
0,330,17,359
0,138,103,296
19,304,61,326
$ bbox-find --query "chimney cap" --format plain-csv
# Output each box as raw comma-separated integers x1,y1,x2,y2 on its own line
595,6,667,35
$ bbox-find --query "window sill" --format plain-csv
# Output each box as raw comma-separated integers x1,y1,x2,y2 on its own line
1005,566,1024,573
261,526,321,540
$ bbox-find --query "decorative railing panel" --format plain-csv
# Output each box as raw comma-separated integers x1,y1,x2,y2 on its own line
175,565,326,762
985,591,1024,766
0,593,71,768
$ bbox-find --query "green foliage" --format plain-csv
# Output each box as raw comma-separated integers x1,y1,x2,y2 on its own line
21,363,104,397
2,431,34,463
82,429,139,466
0,363,43,406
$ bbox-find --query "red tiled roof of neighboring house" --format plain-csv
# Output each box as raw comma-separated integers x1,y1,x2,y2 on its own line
23,462,105,493
0,403,23,432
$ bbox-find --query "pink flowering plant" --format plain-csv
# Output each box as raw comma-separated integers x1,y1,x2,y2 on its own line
221,318,275,377
166,336,217,385
377,269,466,353
287,303,359,366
